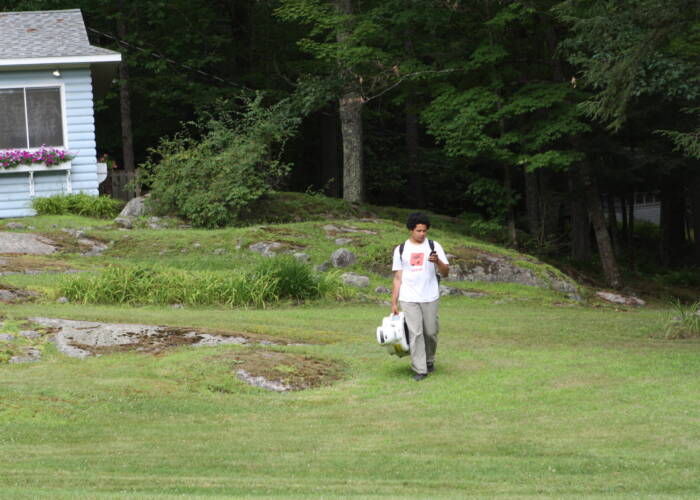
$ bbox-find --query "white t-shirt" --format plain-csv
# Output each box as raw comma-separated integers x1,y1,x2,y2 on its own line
392,239,449,303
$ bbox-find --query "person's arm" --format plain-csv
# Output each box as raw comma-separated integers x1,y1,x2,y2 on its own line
428,253,449,277
391,270,402,315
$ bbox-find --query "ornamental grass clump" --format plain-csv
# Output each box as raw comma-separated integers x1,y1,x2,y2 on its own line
664,300,700,339
32,193,124,219
59,258,353,308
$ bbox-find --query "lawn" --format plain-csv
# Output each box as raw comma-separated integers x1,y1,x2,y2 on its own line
1,298,699,499
1,213,699,498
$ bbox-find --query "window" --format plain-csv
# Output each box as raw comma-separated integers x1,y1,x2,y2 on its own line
0,86,64,149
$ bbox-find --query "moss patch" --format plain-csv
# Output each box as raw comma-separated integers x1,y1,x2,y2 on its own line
0,255,80,274
217,348,346,391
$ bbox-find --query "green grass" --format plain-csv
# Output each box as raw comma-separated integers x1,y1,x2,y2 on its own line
1,299,700,498
1,212,699,498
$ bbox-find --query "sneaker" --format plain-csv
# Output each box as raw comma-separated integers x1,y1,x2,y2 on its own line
413,373,428,382
427,362,435,373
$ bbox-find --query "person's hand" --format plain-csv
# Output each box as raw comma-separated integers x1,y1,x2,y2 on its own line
391,304,399,316
428,252,439,264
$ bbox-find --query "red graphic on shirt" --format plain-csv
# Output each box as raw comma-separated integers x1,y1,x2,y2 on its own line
410,252,424,267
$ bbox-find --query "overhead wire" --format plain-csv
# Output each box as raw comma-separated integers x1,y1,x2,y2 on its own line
86,26,254,92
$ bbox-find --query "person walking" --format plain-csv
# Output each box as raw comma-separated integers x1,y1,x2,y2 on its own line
391,212,449,381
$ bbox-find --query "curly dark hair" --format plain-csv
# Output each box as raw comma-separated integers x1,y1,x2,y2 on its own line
406,212,431,230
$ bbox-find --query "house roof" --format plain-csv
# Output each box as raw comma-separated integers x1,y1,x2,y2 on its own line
0,9,121,67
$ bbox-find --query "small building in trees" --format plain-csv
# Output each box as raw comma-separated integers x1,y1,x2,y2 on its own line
0,9,121,218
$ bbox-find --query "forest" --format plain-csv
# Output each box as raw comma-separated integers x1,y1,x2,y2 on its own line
2,0,699,288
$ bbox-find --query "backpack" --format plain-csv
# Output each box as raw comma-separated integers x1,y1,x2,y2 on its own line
398,239,441,283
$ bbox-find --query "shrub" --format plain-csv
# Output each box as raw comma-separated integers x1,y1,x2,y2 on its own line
655,268,700,288
142,94,302,228
32,193,124,219
664,300,700,339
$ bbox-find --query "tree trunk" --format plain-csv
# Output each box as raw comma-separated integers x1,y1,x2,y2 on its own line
504,164,517,247
607,194,619,253
579,162,620,287
628,193,636,271
338,92,364,203
525,170,541,240
620,195,629,249
659,177,686,266
116,3,137,196
320,106,340,197
569,169,591,261
336,0,364,203
405,94,424,207
692,175,700,264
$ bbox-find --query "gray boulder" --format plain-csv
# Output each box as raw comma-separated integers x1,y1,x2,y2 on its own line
374,286,390,294
5,222,25,229
335,238,353,246
447,252,579,296
0,334,15,341
596,291,645,306
315,261,330,272
62,228,85,238
119,195,149,217
439,285,488,298
293,252,310,263
249,242,284,257
331,248,356,268
114,217,133,229
9,348,41,364
341,272,370,287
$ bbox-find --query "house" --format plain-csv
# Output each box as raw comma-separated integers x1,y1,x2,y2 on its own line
614,192,661,225
0,9,121,218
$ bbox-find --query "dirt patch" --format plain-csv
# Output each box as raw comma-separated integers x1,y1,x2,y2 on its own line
212,349,345,391
0,255,81,275
72,327,208,356
29,317,293,359
0,284,39,303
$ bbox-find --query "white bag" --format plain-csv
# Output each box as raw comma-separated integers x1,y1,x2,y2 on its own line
376,313,410,357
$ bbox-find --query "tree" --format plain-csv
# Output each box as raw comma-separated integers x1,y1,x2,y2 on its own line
556,0,700,264
421,2,588,247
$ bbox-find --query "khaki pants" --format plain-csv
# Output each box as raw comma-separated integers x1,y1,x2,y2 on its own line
400,299,439,375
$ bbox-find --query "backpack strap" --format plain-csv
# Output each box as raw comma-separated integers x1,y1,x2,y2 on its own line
428,239,435,252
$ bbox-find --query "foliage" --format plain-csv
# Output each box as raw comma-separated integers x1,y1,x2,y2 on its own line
555,0,700,132
664,300,700,339
141,94,299,228
58,257,352,308
31,193,124,219
465,178,518,221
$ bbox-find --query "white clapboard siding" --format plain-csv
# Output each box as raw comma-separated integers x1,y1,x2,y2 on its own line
0,68,103,217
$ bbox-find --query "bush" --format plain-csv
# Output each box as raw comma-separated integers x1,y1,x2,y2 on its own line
32,193,124,218
142,94,302,228
655,268,700,288
58,257,354,308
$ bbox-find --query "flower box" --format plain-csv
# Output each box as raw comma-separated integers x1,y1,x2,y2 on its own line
0,161,72,174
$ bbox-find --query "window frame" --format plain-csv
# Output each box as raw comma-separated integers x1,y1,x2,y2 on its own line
0,82,68,152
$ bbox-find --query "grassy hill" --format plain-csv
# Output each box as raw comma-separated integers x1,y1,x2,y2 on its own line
1,194,699,498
